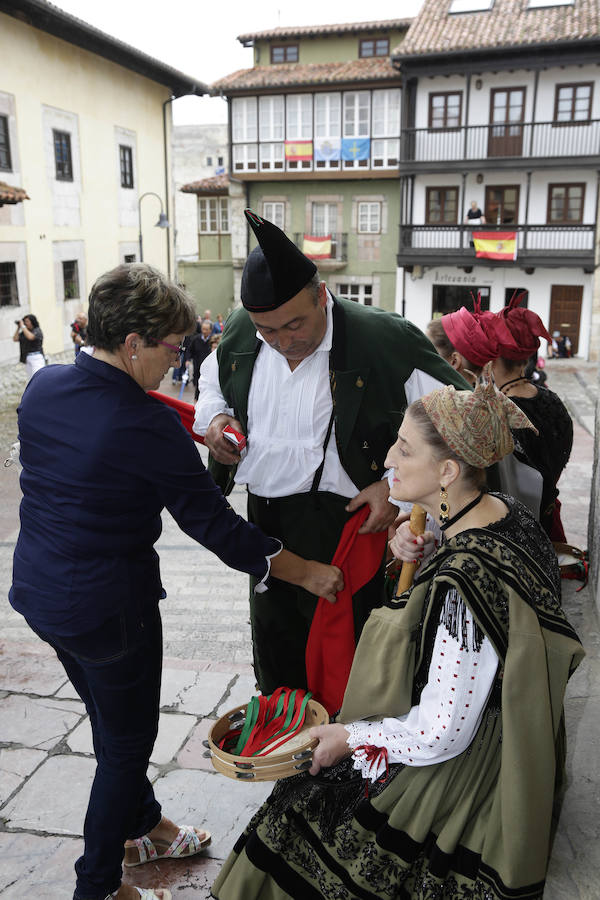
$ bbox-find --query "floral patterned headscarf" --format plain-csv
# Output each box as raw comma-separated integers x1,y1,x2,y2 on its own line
420,366,537,468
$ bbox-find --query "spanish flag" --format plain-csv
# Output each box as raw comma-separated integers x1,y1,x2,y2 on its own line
284,140,313,161
472,231,517,261
302,234,332,259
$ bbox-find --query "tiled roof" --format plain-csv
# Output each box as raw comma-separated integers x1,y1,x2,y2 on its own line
181,174,229,194
238,19,411,44
393,0,600,58
0,182,29,205
211,57,400,93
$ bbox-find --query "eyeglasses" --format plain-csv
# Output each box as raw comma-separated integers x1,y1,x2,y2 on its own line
150,338,185,357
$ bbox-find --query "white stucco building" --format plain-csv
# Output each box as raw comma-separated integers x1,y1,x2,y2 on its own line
392,0,599,358
0,0,205,363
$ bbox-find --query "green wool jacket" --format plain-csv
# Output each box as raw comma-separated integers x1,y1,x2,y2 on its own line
208,295,469,495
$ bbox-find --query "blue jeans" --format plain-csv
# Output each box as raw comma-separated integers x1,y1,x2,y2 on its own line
28,600,163,900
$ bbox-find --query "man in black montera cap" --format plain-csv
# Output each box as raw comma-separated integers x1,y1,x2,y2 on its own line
194,210,468,695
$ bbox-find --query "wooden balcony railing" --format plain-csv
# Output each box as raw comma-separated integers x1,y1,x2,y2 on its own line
397,224,595,267
400,119,600,165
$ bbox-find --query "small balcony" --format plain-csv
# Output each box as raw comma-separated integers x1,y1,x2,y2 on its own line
397,224,595,270
399,120,600,172
293,232,348,269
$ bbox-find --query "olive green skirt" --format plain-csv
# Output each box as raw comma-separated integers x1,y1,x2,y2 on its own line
212,704,547,900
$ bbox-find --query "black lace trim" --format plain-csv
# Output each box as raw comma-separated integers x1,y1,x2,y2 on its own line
264,756,404,846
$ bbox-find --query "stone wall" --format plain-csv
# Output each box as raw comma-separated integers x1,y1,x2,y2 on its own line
589,380,600,617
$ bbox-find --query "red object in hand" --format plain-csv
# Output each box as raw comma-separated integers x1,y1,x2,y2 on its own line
223,424,247,457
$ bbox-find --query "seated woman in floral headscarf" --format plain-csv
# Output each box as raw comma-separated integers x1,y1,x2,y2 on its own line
212,370,584,900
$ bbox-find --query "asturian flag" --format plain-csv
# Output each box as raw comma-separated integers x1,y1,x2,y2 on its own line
341,137,370,161
302,234,332,259
472,232,517,261
314,138,341,162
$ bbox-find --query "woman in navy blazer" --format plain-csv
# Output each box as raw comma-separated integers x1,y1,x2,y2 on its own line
10,263,342,900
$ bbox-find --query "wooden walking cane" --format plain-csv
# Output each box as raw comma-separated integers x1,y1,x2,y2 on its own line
395,504,427,595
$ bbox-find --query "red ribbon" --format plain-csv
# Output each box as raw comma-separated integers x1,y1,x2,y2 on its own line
354,743,389,795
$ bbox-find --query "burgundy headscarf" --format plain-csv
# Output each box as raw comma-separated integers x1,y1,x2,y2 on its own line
491,291,552,360
440,292,499,368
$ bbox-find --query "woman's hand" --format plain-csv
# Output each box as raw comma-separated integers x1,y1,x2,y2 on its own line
269,552,343,602
300,562,344,603
388,517,437,565
308,723,352,775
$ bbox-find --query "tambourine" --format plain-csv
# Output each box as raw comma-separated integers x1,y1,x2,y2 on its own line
208,698,329,781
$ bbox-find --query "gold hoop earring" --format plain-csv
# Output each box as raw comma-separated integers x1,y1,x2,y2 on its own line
439,486,449,524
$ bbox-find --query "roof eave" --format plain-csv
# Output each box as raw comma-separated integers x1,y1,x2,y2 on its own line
237,19,412,45
392,36,600,72
1,0,208,96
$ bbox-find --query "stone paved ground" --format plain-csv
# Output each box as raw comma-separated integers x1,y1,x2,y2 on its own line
0,356,598,899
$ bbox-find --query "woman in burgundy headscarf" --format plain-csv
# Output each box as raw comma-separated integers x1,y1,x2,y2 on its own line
489,293,573,541
426,294,498,386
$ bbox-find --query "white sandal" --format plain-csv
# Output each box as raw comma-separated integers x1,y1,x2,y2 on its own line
104,889,172,900
124,823,211,867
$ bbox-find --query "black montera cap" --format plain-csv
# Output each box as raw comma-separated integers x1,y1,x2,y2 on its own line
241,209,317,312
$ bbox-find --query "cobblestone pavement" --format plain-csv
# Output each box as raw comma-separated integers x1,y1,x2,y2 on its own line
0,357,598,898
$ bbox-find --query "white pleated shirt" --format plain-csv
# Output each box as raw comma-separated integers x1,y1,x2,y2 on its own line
194,293,446,500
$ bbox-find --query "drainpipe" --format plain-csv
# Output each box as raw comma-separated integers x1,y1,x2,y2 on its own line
163,95,176,279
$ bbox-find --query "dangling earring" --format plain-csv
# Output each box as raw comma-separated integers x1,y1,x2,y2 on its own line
439,485,449,524
131,354,137,360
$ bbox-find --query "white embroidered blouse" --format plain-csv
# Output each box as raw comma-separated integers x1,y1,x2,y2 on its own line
345,588,499,782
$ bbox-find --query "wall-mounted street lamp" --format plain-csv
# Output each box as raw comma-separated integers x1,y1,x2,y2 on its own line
138,191,170,262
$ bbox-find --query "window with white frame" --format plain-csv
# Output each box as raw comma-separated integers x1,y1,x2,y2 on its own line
259,142,284,170
315,93,341,138
343,92,370,137
371,139,399,168
311,201,340,257
232,97,257,142
358,201,382,234
198,197,230,233
259,96,284,141
372,89,400,137
286,94,312,139
232,143,258,171
262,201,285,229
337,283,373,305
312,202,338,235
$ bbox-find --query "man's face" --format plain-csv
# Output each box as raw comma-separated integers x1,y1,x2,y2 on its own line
249,282,327,363
201,322,212,339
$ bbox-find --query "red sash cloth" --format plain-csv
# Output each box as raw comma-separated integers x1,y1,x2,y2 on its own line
306,505,387,715
148,391,205,444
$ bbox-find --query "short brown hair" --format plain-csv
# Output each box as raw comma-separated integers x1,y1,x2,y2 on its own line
87,263,196,351
426,318,455,360
407,399,487,491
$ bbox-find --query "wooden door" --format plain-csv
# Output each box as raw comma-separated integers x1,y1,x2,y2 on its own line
549,285,583,355
485,185,520,225
488,88,525,157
